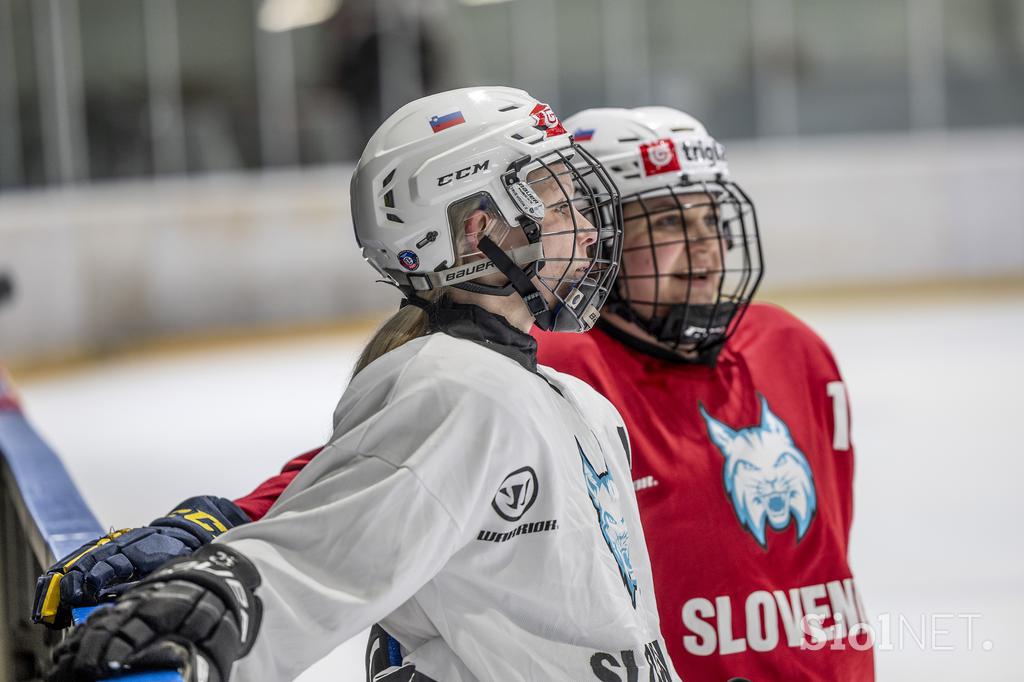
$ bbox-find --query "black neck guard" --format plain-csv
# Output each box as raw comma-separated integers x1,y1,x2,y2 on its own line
424,300,539,374
596,316,724,367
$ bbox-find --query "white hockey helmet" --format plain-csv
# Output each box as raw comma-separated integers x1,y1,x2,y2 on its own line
352,86,622,333
565,106,764,353
567,107,730,197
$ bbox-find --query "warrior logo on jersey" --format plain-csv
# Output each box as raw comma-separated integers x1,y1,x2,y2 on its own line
579,439,638,608
492,466,539,521
700,396,818,548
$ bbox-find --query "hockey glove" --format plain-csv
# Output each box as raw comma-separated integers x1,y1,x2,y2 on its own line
48,543,262,682
33,495,250,628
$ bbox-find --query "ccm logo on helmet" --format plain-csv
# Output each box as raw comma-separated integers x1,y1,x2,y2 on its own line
437,160,490,186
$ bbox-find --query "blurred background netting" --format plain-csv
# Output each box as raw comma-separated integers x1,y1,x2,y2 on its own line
1,2,1023,681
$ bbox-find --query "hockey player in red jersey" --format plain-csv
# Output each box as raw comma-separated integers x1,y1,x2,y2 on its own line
34,107,872,681
538,106,875,680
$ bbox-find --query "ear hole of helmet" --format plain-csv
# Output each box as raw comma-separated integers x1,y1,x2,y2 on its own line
446,192,513,265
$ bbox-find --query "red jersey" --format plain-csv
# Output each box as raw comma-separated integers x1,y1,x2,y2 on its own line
234,302,874,681
534,303,874,681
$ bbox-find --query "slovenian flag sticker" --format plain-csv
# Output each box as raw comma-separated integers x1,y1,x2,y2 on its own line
573,128,595,142
429,110,466,133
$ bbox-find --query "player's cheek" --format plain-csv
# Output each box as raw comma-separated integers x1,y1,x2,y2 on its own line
622,250,652,278
652,243,686,274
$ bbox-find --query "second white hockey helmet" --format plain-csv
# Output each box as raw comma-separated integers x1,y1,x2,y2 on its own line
564,106,764,352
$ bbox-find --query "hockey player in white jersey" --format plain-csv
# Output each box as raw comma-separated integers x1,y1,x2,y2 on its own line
48,86,679,682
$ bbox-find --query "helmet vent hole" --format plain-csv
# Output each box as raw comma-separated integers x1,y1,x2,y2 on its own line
671,127,694,133
386,213,404,224
382,168,396,188
383,190,395,208
499,104,521,112
617,137,640,142
510,133,525,140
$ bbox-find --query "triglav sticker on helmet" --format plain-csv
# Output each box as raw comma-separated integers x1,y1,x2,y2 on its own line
507,182,546,221
530,103,567,138
639,138,681,176
679,140,726,163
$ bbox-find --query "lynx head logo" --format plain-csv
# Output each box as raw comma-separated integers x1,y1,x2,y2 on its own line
579,438,638,608
699,396,817,548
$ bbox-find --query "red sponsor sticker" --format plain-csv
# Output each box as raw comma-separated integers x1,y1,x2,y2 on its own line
639,138,681,176
530,103,567,138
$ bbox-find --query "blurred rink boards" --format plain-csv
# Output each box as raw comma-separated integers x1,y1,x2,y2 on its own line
5,285,1024,682
1,127,1022,368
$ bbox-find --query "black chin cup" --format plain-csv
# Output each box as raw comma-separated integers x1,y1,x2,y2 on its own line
657,301,736,345
617,300,737,350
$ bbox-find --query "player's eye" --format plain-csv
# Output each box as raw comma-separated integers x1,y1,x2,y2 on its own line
647,214,678,233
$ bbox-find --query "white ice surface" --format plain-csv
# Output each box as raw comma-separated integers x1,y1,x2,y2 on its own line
16,296,1024,681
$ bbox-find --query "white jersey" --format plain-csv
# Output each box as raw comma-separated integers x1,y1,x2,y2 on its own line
218,331,679,681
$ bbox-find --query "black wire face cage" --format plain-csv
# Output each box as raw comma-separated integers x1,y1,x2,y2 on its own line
610,180,764,352
506,144,623,333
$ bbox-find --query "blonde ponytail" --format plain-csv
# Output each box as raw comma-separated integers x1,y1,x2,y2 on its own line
353,290,449,376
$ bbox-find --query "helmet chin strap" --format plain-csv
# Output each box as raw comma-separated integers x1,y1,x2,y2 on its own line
471,236,550,320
